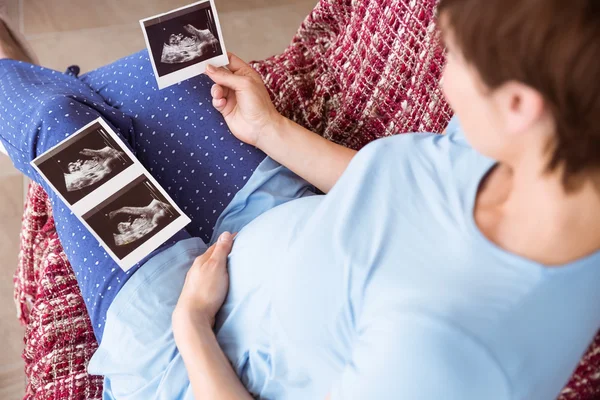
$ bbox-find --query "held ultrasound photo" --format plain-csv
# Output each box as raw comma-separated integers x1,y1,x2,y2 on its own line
143,2,223,78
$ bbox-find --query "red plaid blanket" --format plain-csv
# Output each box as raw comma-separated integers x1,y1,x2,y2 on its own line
13,0,599,398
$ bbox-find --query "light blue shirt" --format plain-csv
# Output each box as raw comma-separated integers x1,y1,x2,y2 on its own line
88,118,600,399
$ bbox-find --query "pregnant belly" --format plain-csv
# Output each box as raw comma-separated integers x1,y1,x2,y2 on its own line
213,196,351,398
214,202,298,396
219,195,323,309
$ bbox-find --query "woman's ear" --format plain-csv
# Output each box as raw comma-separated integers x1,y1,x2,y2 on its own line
497,81,545,137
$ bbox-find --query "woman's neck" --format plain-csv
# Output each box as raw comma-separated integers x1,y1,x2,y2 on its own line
475,157,600,266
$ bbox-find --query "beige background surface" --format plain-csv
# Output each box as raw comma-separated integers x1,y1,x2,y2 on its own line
0,0,316,398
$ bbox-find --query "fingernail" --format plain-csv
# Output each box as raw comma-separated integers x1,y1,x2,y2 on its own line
206,64,215,73
219,231,231,242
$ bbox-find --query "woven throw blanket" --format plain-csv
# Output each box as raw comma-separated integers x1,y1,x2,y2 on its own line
250,0,452,150
12,0,599,398
15,183,103,399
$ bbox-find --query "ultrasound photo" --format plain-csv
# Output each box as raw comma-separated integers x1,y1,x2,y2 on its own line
33,121,134,205
82,175,182,260
141,0,228,88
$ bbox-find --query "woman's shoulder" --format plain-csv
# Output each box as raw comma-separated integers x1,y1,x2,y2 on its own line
353,117,489,190
357,115,471,157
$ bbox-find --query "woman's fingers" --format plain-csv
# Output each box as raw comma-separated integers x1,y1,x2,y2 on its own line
207,232,234,267
210,83,229,111
207,67,240,115
195,243,216,266
212,97,226,111
226,52,248,73
211,84,229,100
206,64,248,91
226,53,261,83
211,82,237,116
193,231,237,266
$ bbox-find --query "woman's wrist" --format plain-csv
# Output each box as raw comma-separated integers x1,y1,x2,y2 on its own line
172,307,214,346
172,302,254,400
256,112,287,154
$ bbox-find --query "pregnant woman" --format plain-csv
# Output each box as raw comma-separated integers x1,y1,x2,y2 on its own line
1,0,600,399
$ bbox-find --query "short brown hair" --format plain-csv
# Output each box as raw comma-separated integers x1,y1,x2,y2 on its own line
438,0,600,188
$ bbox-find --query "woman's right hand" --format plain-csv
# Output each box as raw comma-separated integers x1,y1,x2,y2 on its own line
205,53,282,148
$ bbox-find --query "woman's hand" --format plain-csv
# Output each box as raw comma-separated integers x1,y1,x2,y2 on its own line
173,231,235,332
171,231,253,400
207,53,356,195
205,53,282,148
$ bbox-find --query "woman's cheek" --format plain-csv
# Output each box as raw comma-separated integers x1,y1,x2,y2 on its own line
441,60,459,111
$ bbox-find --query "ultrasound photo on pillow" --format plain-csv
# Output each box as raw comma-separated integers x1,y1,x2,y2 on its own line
32,120,134,205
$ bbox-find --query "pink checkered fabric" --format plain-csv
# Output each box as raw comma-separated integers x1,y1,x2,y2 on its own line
15,183,103,399
12,0,599,398
250,0,452,150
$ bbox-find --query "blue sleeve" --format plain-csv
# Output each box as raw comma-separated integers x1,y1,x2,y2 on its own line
210,157,316,245
330,313,511,400
86,239,206,400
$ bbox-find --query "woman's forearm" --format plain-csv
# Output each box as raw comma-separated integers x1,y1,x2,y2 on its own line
205,55,356,191
174,313,253,400
259,116,357,193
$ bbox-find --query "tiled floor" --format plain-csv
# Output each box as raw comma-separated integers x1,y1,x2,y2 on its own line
0,0,316,398
25,0,316,74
